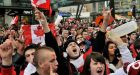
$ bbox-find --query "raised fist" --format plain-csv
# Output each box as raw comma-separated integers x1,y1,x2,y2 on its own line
0,39,14,65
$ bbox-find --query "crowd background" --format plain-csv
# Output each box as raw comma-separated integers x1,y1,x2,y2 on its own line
0,6,140,75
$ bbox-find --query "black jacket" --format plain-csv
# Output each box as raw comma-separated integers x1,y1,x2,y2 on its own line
45,32,70,75
43,31,106,75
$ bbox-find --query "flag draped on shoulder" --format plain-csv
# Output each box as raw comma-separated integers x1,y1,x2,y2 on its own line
31,0,50,10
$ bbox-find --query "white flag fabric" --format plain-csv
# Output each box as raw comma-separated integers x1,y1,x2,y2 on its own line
21,24,45,46
36,0,46,5
31,25,45,45
31,0,50,10
10,16,18,25
24,63,36,75
55,15,63,26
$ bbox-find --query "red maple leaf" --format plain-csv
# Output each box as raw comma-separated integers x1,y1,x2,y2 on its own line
34,26,44,37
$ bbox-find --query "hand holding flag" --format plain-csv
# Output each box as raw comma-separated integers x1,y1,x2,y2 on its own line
31,0,52,17
34,7,50,33
34,7,46,22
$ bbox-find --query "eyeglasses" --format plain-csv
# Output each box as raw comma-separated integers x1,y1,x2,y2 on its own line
25,52,35,58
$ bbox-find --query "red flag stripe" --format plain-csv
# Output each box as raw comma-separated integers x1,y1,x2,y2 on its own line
31,0,50,10
10,16,18,25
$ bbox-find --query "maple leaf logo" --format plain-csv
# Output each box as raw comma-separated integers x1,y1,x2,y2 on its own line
34,25,44,37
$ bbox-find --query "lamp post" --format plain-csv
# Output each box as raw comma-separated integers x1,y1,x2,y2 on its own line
109,0,115,18
132,0,136,18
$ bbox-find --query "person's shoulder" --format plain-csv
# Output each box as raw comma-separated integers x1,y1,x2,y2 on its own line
110,67,127,75
127,60,140,73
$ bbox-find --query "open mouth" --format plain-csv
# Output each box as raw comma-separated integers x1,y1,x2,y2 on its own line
97,70,102,73
73,49,77,52
96,68,103,73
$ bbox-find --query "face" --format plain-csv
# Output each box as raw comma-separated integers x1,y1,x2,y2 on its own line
82,32,88,39
129,33,137,40
21,17,28,24
79,44,86,52
108,43,116,56
65,22,69,26
15,40,24,50
76,35,84,44
76,21,80,24
25,49,35,63
10,30,16,37
40,51,58,74
70,28,76,34
90,59,105,75
66,42,80,59
121,36,128,43
62,30,69,38
77,29,83,35
88,27,94,33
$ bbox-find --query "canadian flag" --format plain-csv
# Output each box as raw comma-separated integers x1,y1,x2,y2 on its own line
21,24,57,46
31,0,50,10
21,24,45,46
10,16,18,25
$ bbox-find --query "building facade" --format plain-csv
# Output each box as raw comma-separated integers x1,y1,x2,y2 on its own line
0,0,32,25
114,0,140,16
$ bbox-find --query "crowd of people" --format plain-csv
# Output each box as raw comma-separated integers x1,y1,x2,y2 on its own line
0,7,140,75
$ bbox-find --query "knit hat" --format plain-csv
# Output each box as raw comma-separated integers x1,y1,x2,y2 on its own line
64,39,78,52
126,60,140,75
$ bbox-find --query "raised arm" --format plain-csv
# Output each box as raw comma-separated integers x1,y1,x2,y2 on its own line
34,8,70,75
108,34,134,75
34,8,61,60
0,39,16,75
93,8,112,53
108,35,134,64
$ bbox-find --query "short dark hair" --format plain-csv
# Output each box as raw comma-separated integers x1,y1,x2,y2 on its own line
33,46,55,68
23,44,39,56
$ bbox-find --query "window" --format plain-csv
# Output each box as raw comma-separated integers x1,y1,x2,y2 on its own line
0,0,3,6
